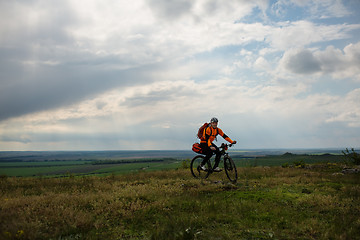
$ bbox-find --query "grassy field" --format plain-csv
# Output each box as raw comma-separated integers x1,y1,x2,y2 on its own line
232,153,344,167
0,151,345,178
0,159,182,177
1,161,359,239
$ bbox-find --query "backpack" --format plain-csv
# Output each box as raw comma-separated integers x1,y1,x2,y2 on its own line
197,122,210,139
192,143,203,154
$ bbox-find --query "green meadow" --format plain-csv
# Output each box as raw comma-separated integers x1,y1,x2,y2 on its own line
1,162,359,239
1,150,359,239
0,150,345,178
0,159,181,177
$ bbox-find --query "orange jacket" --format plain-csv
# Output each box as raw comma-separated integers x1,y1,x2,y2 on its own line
200,126,234,147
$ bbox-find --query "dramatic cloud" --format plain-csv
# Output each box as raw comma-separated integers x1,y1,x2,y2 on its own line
0,0,359,150
147,0,193,20
280,42,360,79
282,49,322,74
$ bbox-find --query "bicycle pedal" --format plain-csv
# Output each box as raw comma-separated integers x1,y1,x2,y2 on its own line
199,165,207,171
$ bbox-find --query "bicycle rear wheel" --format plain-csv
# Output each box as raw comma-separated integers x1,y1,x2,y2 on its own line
190,155,211,179
224,156,237,183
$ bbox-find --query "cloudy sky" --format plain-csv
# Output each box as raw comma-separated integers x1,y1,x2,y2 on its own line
0,0,360,151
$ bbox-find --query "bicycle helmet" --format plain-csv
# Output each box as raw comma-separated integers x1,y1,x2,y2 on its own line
210,117,218,123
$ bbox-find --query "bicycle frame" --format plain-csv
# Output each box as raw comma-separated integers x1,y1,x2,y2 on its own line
207,143,232,172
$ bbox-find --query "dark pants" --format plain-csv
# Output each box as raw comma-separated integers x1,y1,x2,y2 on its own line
200,143,221,169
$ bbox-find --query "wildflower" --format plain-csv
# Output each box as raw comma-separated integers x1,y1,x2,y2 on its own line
16,230,24,238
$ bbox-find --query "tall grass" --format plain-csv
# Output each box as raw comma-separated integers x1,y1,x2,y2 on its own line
1,164,359,239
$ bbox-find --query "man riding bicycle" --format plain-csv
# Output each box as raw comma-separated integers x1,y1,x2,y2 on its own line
199,117,236,172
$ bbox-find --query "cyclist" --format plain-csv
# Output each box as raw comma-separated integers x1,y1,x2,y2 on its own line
199,117,236,172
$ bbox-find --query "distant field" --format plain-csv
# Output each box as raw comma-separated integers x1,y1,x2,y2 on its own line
0,150,346,177
0,159,181,177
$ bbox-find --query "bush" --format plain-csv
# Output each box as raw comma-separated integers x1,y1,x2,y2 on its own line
293,160,306,168
0,174,7,180
181,159,191,169
282,162,289,168
342,148,360,165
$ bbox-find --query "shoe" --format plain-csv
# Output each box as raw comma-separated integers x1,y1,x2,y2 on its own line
199,165,207,171
213,167,222,172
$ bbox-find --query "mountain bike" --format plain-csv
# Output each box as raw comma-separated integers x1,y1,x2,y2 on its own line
190,143,237,183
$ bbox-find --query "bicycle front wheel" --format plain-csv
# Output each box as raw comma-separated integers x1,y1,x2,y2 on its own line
224,156,237,183
190,155,211,179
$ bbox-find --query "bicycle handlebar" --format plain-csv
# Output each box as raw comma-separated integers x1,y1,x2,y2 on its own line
220,142,236,149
